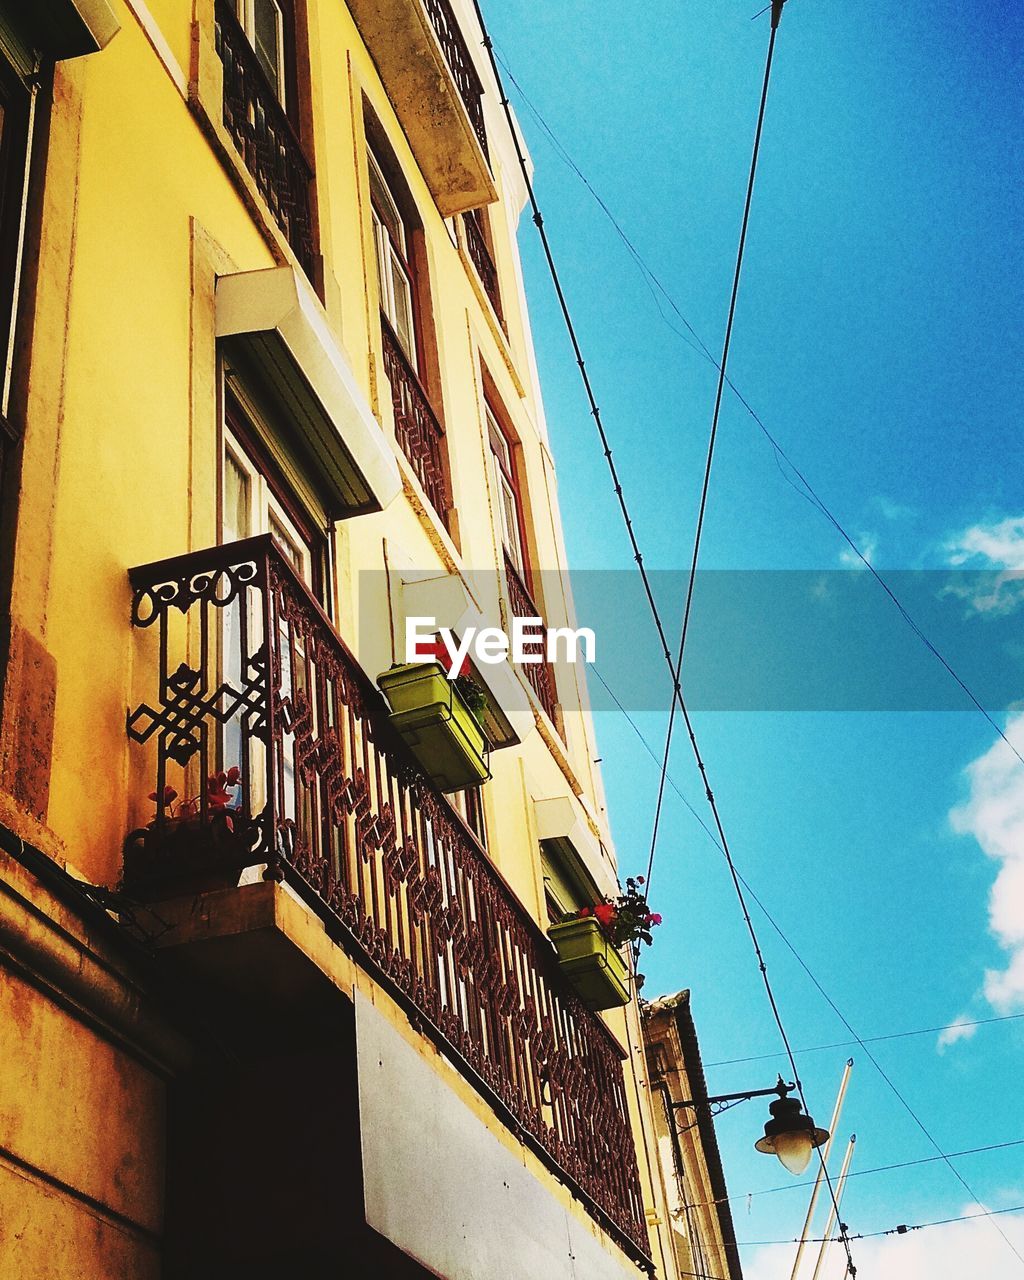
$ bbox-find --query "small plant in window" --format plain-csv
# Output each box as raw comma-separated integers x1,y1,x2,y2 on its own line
567,876,662,949
453,673,488,726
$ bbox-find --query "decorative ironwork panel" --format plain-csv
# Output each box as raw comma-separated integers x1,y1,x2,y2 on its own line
125,537,647,1259
214,0,316,279
464,209,502,325
380,314,450,526
422,0,488,159
503,551,560,730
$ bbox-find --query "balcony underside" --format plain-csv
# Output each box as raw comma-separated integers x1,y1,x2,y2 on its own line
154,880,650,1280
348,0,497,216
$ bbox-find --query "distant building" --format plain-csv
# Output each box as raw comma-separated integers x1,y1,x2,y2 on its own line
644,990,744,1280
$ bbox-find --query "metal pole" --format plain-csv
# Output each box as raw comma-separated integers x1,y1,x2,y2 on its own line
789,1058,853,1280
810,1134,857,1280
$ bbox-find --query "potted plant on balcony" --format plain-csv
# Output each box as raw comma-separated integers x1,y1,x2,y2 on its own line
377,651,490,793
548,877,662,1011
123,767,250,900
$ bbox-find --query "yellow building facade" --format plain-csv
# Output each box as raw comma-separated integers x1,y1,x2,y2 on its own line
0,1,690,1277
644,990,745,1280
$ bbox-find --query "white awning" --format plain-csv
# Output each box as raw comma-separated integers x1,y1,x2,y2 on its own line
216,267,401,518
535,795,616,899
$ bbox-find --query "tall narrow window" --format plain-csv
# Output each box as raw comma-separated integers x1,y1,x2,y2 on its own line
369,151,417,366
488,406,527,577
221,387,328,848
223,387,326,596
368,133,451,525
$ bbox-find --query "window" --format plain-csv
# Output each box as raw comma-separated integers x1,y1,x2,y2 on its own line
221,386,328,840
222,385,327,596
464,208,502,325
540,843,591,928
487,406,527,576
233,0,288,106
369,150,417,366
451,787,487,848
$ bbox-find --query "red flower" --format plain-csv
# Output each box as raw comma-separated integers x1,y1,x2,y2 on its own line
207,767,241,810
646,913,663,926
148,784,177,806
577,906,592,918
593,902,617,929
415,638,470,679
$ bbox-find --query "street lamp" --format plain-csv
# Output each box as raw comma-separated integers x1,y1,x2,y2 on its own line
673,1075,829,1175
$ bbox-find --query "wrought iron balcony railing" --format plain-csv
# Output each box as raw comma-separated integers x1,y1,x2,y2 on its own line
503,551,560,729
380,314,450,526
423,0,488,160
464,210,502,324
214,0,316,279
123,536,647,1259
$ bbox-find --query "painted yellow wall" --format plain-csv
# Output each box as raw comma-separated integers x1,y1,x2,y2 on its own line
0,0,681,1273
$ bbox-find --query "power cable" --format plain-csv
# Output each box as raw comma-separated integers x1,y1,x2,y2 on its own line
685,1138,1024,1212
644,0,784,898
591,662,1024,1267
737,1201,1024,1246
495,50,1024,774
474,4,860,1275
706,1011,1024,1068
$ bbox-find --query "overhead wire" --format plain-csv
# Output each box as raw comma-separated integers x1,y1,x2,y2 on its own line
643,0,784,899
593,662,1024,1267
736,1201,1024,1247
473,3,860,1273
683,1138,1024,1212
495,33,1024,1259
706,1011,1024,1068
494,50,1024,774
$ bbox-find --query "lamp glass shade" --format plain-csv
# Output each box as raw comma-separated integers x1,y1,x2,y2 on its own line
773,1128,815,1175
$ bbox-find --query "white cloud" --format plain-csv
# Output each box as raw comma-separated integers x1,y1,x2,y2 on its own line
948,516,1024,570
950,711,1024,1015
945,516,1024,616
839,534,877,570
871,495,916,522
936,1014,978,1051
744,1202,1024,1280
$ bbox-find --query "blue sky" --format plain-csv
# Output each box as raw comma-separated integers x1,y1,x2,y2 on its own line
482,0,1024,1274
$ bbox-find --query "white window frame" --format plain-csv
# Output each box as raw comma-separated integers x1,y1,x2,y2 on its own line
234,0,287,107
223,433,312,586
369,151,418,369
487,407,526,575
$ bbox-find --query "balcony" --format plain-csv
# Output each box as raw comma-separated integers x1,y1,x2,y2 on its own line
346,0,497,216
123,536,648,1263
464,209,503,325
380,313,450,526
213,0,316,279
504,551,561,729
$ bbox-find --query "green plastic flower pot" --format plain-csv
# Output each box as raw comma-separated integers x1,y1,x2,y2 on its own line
377,662,490,793
547,917,630,1011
